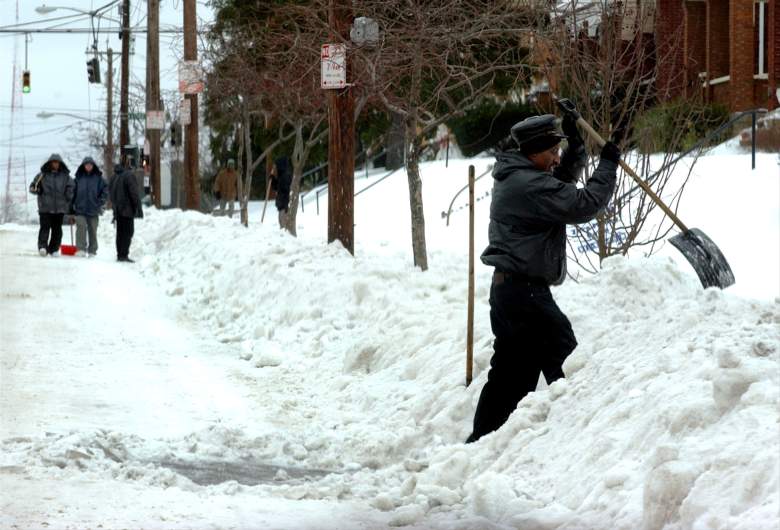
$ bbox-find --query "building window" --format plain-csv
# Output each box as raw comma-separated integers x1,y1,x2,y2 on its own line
755,1,769,77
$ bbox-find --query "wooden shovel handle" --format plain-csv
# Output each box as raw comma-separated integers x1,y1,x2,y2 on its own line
576,116,690,233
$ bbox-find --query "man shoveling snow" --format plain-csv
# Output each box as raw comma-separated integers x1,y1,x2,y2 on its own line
467,103,620,442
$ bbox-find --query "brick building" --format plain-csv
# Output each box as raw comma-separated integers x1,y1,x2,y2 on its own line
656,0,779,112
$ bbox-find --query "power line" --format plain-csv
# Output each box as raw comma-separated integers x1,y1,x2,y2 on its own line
0,28,189,34
0,105,107,112
0,12,86,30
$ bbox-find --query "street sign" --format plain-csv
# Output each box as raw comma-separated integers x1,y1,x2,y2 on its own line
146,110,164,130
321,43,346,89
128,112,146,120
178,60,204,94
180,98,191,126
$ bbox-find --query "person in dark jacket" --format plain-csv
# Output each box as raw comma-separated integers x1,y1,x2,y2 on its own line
29,153,75,256
109,157,143,263
72,156,108,257
272,156,292,228
466,107,621,443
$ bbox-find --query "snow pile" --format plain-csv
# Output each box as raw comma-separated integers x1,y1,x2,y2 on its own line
107,206,780,529
2,150,778,528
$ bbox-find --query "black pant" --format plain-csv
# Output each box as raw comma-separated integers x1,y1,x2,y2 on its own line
469,276,577,442
115,216,134,259
38,213,64,254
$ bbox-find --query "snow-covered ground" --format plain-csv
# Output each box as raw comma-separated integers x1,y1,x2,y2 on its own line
1,146,778,529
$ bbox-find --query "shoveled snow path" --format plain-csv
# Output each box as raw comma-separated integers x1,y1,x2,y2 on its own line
0,226,256,440
0,226,403,530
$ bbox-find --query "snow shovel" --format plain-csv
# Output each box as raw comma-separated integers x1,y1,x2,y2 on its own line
61,222,77,256
556,99,735,289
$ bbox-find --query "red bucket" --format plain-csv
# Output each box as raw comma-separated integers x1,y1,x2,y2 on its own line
61,223,77,256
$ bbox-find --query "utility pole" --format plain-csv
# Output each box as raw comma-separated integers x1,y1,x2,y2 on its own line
183,0,200,210
327,0,355,254
119,0,130,154
146,0,161,207
106,48,114,179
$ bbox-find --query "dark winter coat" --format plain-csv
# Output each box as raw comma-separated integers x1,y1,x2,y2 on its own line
72,157,108,217
109,165,143,219
480,145,617,285
274,157,292,211
29,153,75,214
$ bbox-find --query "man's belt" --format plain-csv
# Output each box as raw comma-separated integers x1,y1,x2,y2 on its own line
493,271,548,287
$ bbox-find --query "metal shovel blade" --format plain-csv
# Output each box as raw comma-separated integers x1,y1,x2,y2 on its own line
669,228,735,289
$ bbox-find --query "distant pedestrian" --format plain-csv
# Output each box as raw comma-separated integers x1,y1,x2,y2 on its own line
213,159,238,218
72,156,108,257
29,153,74,257
273,156,292,228
109,156,143,263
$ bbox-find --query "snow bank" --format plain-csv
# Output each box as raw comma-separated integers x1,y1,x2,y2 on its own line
3,150,777,528
89,207,779,529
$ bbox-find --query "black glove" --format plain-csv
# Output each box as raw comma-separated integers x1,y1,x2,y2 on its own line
214,191,221,201
562,113,583,145
600,141,621,164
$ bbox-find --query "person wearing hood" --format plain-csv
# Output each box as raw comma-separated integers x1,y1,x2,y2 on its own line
272,156,292,228
72,156,108,257
109,155,143,263
213,159,238,218
465,104,620,443
29,153,75,256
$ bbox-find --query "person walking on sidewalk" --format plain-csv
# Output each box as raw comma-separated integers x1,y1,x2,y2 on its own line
72,156,108,257
213,159,238,218
109,156,143,263
29,153,74,257
466,105,621,443
272,156,292,228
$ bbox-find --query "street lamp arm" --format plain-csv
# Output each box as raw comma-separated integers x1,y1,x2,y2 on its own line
35,1,120,20
35,5,92,15
37,111,104,126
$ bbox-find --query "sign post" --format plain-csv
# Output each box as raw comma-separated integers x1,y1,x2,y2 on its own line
321,43,347,89
178,60,204,95
146,110,164,130
322,5,354,255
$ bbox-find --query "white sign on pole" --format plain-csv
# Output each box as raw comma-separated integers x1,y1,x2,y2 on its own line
178,60,204,94
321,43,347,89
180,98,191,126
146,110,165,130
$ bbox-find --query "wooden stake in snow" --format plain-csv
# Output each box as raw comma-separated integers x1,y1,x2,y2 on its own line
466,165,475,386
261,178,273,223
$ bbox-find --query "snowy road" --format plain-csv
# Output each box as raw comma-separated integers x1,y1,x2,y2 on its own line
0,226,254,440
0,226,400,530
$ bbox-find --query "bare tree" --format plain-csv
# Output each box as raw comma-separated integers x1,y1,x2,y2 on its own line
257,7,331,235
204,9,297,227
350,0,537,270
539,0,717,277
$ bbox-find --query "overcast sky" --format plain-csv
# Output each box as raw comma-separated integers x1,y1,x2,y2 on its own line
0,0,213,203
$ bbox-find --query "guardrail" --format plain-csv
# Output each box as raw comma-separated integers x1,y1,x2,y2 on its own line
298,147,389,214
442,165,494,226
616,108,768,205
299,140,455,215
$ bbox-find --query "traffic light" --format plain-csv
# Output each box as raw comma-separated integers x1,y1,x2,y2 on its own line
86,58,101,84
22,70,30,93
